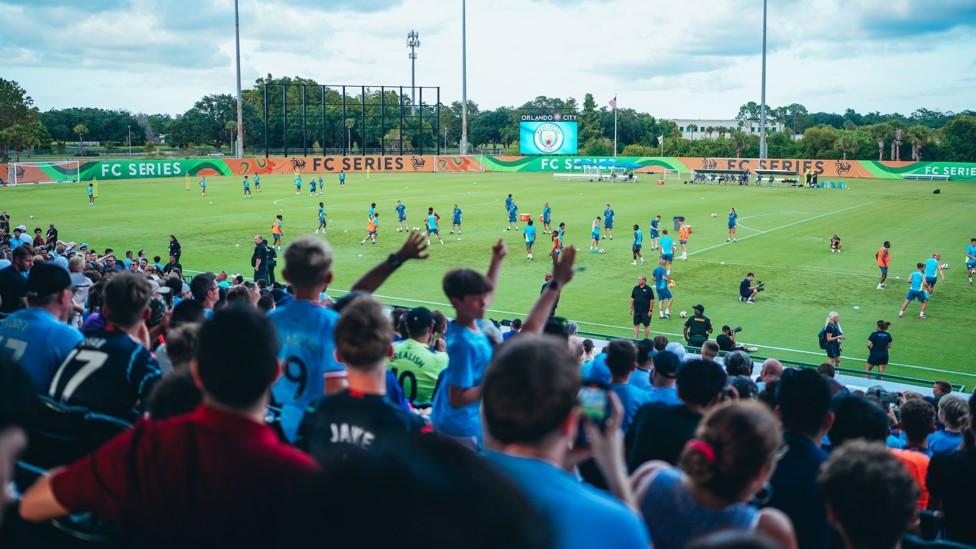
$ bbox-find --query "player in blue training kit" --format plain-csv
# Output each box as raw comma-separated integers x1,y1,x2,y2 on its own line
368,202,377,221
603,204,615,239
659,229,676,274
899,262,930,319
87,183,95,205
451,204,463,236
590,218,602,253
426,207,444,245
395,200,407,232
339,170,345,187
924,253,946,295
966,237,976,285
269,299,343,442
632,224,644,266
317,176,323,195
523,219,537,259
253,173,261,192
652,259,673,319
542,201,552,234
243,176,251,198
199,177,206,197
727,208,738,242
316,202,327,234
507,201,519,231
649,215,661,250
309,177,317,196
504,194,513,216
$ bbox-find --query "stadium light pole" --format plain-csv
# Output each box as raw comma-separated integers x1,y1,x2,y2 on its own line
127,125,131,158
407,30,420,115
234,0,244,158
759,0,768,160
460,0,468,156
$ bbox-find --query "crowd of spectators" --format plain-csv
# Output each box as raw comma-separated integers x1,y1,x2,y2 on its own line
0,218,974,548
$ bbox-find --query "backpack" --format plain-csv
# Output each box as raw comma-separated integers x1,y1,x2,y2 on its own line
818,327,828,349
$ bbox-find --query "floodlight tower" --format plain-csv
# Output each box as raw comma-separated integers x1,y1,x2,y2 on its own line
460,0,468,156
234,0,244,158
759,0,768,160
407,30,421,114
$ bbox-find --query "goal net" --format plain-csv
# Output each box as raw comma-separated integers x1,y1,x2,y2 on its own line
662,168,682,180
7,161,81,184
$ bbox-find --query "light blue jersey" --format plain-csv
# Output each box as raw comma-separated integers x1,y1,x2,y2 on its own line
967,244,976,267
509,203,518,222
634,229,643,246
653,266,668,290
925,258,938,278
396,203,406,221
427,214,438,231
268,300,343,442
660,236,674,254
591,226,600,241
910,270,924,291
0,308,84,392
253,174,260,185
368,207,376,219
604,208,615,228
453,207,462,224
431,321,493,439
649,218,660,237
728,212,738,228
524,225,537,243
295,176,302,188
543,205,552,222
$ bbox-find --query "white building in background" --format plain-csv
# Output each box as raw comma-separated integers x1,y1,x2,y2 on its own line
667,119,786,140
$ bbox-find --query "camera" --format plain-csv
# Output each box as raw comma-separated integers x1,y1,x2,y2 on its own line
755,281,765,292
732,326,743,333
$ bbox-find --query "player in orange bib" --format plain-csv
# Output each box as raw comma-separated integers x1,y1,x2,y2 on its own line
271,215,283,251
876,241,890,290
678,220,691,260
550,232,563,266
361,214,379,245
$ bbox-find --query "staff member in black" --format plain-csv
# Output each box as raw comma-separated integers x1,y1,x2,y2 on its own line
168,234,182,263
683,304,712,348
630,275,655,338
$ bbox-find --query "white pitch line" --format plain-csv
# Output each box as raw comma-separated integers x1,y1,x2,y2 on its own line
689,202,873,257
328,289,967,378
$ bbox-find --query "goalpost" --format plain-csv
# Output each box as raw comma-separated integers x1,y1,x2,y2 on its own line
8,161,81,185
662,168,682,180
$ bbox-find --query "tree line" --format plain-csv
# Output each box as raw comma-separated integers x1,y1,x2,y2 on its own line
1,76,973,162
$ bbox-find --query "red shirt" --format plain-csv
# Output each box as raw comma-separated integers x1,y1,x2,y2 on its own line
51,405,319,547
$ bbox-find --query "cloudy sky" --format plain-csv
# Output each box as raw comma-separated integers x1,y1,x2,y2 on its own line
2,0,974,119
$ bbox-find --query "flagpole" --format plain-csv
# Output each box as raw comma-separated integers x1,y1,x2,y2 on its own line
613,95,618,158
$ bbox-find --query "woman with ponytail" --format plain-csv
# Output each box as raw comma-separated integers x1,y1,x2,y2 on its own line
865,320,893,374
632,401,796,549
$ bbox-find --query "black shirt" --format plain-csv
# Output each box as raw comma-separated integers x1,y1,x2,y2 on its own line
684,314,712,339
631,284,654,312
169,239,182,258
927,447,976,546
739,278,752,297
46,226,58,244
0,265,28,314
296,390,428,463
716,333,735,351
162,261,182,275
49,327,162,420
625,403,702,471
251,243,269,275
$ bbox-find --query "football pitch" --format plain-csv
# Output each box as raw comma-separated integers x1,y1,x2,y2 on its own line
3,171,974,387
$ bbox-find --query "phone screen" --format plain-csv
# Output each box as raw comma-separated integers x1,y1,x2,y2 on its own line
576,385,610,447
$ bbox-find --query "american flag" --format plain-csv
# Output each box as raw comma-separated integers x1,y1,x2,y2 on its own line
609,96,617,110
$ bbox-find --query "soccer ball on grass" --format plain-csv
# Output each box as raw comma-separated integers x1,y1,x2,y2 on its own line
679,310,688,318
940,263,949,269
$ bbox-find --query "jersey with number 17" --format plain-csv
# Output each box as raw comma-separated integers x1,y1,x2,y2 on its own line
269,299,343,442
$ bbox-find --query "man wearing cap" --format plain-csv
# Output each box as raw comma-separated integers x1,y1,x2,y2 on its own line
9,227,26,249
644,350,681,405
389,306,449,405
682,304,712,348
49,272,162,420
0,246,34,316
0,262,84,391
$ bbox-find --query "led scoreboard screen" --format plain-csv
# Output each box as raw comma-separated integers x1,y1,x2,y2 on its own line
519,113,578,155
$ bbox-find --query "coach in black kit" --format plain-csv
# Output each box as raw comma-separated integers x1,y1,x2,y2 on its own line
630,275,654,339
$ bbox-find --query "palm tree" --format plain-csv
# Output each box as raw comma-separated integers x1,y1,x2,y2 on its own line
870,123,892,161
730,131,748,159
892,126,905,161
906,125,930,161
225,121,237,151
705,126,715,139
344,119,355,152
837,131,858,161
73,123,88,155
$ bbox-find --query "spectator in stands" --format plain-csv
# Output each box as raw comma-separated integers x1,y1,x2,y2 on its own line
766,368,834,549
49,272,162,420
581,338,595,364
297,296,428,463
924,380,952,408
284,435,551,549
22,306,320,548
390,306,408,340
0,355,35,529
162,254,181,276
190,272,219,317
730,375,759,400
816,362,848,395
818,441,918,549
890,399,935,510
627,359,727,469
700,340,720,361
606,339,648,432
928,395,967,454
268,236,343,443
927,393,976,546
724,350,754,377
0,262,84,391
632,401,796,549
757,358,783,391
147,369,202,420
389,306,448,405
629,338,654,392
645,350,681,406
481,335,650,548
68,255,93,327
504,318,522,340
827,394,889,450
0,245,33,315
653,335,669,350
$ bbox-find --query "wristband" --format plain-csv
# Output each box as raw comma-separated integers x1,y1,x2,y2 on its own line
547,280,559,291
387,253,402,269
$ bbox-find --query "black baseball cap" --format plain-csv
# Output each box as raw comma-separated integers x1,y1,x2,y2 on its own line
651,350,681,378
406,307,434,335
27,262,72,297
694,304,704,313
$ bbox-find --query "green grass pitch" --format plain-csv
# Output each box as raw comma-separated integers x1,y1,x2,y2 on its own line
3,172,974,387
